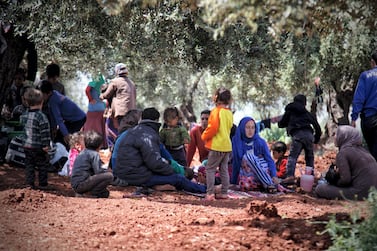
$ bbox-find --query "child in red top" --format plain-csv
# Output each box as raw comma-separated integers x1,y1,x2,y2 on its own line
271,141,288,179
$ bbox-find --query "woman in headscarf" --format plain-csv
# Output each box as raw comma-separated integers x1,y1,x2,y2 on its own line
231,116,279,192
315,125,377,200
83,74,107,147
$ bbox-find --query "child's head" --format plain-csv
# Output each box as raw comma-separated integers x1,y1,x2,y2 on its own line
163,107,180,126
24,88,43,107
119,109,141,133
84,131,103,151
272,141,287,159
69,132,85,152
14,68,26,87
213,87,232,105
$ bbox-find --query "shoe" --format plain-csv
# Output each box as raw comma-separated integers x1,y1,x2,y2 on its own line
265,185,278,194
215,193,229,199
204,194,216,201
75,193,84,198
38,185,55,191
111,177,128,187
153,184,176,191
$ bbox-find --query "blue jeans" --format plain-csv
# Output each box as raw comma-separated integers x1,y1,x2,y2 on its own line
286,130,314,177
143,174,206,193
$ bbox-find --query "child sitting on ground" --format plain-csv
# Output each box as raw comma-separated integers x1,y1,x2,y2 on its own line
71,131,113,198
271,141,288,179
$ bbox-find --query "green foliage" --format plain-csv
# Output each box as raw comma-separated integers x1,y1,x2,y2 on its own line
322,189,377,250
259,124,287,143
2,0,377,122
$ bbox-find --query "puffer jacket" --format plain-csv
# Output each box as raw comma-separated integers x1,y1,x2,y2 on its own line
113,119,174,185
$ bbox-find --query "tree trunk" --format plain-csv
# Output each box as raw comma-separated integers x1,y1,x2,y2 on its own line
0,28,31,111
323,87,354,146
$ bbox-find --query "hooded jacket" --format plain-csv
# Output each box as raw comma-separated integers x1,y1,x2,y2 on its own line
278,94,322,143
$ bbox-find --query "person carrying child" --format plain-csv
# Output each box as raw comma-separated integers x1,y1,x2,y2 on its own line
271,141,288,179
71,131,113,198
20,88,52,189
201,87,233,201
160,106,190,167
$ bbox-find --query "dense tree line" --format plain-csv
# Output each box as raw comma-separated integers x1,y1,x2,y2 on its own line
1,0,377,141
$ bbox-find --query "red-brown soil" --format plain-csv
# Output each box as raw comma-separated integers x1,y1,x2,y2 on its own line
0,150,367,250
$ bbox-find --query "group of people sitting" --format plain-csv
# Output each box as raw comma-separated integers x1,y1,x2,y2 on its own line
4,62,377,202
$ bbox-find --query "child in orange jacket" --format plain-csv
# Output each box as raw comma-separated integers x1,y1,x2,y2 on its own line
201,87,233,201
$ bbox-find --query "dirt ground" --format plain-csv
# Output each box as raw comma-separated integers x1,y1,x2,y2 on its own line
0,150,368,251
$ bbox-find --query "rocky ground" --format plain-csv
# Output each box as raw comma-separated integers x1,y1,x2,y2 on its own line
0,150,368,251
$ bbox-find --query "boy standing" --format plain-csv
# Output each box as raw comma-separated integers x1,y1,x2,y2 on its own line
201,87,233,200
71,131,113,198
21,88,52,189
278,94,322,183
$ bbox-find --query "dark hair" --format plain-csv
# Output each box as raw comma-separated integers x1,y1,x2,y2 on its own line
84,131,103,150
40,80,53,94
371,50,377,64
142,107,160,121
200,109,211,116
214,87,232,105
272,141,287,153
119,109,141,134
163,107,179,123
46,63,60,78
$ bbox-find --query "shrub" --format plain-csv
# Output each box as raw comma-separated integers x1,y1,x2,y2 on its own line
323,188,377,250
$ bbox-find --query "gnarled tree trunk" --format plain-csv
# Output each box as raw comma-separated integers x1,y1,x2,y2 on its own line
0,26,37,111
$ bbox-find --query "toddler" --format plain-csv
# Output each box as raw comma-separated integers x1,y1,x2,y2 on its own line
159,107,190,167
21,88,51,189
67,132,85,176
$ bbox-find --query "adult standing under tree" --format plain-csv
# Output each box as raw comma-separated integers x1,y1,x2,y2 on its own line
351,49,377,161
40,80,86,149
100,63,136,131
83,74,107,148
46,63,65,96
